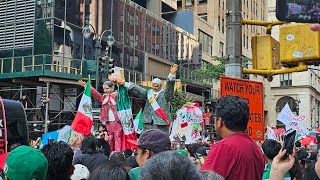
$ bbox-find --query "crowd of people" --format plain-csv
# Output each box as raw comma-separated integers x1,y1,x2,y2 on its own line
2,95,320,180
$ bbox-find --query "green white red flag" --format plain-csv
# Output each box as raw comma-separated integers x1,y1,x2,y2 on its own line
71,78,93,136
117,86,137,150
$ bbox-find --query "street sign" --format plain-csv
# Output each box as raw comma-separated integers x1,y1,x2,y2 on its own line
220,76,264,141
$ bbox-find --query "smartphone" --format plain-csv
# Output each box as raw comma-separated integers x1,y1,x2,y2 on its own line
194,153,200,160
282,129,296,160
276,0,320,23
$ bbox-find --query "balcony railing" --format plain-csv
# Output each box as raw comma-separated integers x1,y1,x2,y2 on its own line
180,67,213,86
112,67,213,88
0,55,82,79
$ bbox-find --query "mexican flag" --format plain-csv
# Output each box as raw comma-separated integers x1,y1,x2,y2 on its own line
117,86,137,151
133,109,143,134
71,79,93,136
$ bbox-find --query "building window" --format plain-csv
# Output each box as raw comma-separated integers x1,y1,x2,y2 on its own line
243,34,246,48
280,73,292,86
186,0,192,6
222,18,225,33
222,0,224,9
219,42,224,57
276,96,298,116
199,0,208,4
199,30,213,55
246,36,248,49
218,16,220,31
199,13,208,21
218,0,220,7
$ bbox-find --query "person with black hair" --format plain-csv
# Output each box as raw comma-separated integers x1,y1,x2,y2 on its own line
262,139,291,180
73,136,108,173
128,129,171,180
201,95,264,180
41,141,74,180
9,143,22,152
40,92,50,119
95,123,111,157
126,156,139,169
139,151,203,180
123,147,133,158
18,95,28,109
185,143,203,158
109,152,126,165
304,162,320,180
89,161,130,180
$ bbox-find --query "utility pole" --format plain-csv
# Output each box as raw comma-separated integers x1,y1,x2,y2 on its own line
225,0,242,78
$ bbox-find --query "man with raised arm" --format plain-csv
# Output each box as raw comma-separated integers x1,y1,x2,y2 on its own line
113,64,178,133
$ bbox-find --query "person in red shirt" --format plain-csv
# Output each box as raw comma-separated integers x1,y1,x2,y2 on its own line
201,95,265,180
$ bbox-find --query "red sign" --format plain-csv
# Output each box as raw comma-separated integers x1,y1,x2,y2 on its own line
220,76,264,141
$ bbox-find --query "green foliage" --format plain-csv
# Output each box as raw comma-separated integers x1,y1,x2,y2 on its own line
171,91,195,119
195,56,225,81
195,56,252,81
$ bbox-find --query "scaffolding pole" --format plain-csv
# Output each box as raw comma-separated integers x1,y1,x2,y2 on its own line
44,82,50,133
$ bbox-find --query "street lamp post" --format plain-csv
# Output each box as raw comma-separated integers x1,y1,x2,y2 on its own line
82,22,114,92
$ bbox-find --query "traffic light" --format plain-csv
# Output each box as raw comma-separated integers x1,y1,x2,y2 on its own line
108,58,114,75
98,56,108,72
280,23,320,67
251,34,281,70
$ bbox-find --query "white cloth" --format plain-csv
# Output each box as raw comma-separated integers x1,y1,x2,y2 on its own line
108,109,115,121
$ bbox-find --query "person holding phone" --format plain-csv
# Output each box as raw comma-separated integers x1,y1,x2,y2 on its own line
269,149,295,180
262,139,292,180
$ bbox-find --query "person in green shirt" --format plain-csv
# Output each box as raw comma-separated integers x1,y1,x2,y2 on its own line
128,129,171,180
262,139,291,180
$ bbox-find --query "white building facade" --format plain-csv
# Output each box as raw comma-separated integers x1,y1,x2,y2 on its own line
267,0,320,129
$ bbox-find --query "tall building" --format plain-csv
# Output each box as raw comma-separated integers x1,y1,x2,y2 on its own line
171,0,268,99
0,0,213,134
267,0,320,129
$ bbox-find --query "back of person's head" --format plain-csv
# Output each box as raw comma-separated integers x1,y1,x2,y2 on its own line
262,139,281,160
109,152,126,164
123,148,133,158
139,151,202,180
41,141,74,180
303,162,320,180
126,156,139,169
89,161,129,180
9,143,22,152
197,146,210,158
4,146,48,180
186,143,203,158
200,170,224,180
216,95,249,131
81,136,98,154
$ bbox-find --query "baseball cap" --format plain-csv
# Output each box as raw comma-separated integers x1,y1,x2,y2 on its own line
3,146,48,180
197,147,210,157
138,129,171,153
176,149,188,157
71,164,90,180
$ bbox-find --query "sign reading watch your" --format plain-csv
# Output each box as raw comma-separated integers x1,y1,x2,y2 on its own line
220,76,264,141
